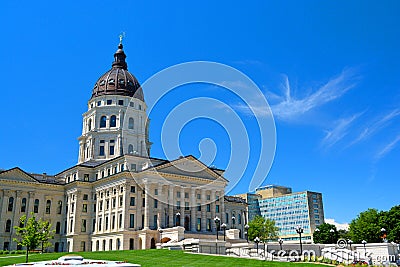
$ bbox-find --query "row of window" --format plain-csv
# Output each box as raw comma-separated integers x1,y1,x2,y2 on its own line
6,197,62,214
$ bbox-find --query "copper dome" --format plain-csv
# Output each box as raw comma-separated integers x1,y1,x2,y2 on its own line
91,43,144,101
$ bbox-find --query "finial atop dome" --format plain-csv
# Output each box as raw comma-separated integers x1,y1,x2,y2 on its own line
112,33,127,69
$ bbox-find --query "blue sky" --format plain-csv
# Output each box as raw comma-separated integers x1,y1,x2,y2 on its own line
0,1,399,224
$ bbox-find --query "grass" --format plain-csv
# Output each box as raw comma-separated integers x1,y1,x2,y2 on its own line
0,250,322,267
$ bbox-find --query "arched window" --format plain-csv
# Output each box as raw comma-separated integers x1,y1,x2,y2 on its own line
110,115,117,127
100,116,107,128
96,240,100,251
238,213,241,224
34,199,39,213
102,240,106,251
88,119,92,131
128,117,134,129
128,144,134,154
109,239,113,250
56,222,61,234
8,197,14,212
117,238,121,250
5,219,11,232
81,241,86,252
21,198,27,212
57,201,62,214
46,200,51,214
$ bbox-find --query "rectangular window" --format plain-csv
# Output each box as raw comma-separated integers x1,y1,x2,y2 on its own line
105,216,109,230
130,214,135,228
315,219,320,224
81,219,87,232
131,186,136,193
154,199,158,209
142,198,145,207
82,204,87,212
206,195,211,200
216,205,220,213
155,188,158,195
314,204,319,208
110,145,115,155
197,218,201,231
197,194,201,200
98,218,102,231
197,204,201,211
92,219,96,232
99,146,105,156
207,219,212,231
107,100,112,105
185,202,189,210
84,174,89,181
177,192,181,198
119,196,123,207
106,200,110,210
112,215,116,229
177,201,181,210
206,204,211,212
315,215,320,219
112,198,116,208
118,100,124,106
184,192,189,198
225,213,229,224
119,214,123,228
97,101,101,106
314,209,319,213
130,197,135,206
130,102,134,107
83,194,88,200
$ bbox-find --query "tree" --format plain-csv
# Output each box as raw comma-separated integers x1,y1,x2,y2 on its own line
379,205,400,243
348,208,381,243
313,223,339,244
247,216,279,243
13,214,54,263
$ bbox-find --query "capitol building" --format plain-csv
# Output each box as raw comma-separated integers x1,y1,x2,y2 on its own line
0,41,247,252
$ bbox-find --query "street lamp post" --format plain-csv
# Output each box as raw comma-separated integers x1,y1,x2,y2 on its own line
254,237,260,255
381,228,387,243
361,240,367,256
221,223,227,241
278,238,283,251
348,239,353,250
295,225,303,255
214,216,220,240
244,224,250,243
175,212,180,226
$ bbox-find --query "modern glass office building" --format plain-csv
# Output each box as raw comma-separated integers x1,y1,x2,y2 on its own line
258,190,324,242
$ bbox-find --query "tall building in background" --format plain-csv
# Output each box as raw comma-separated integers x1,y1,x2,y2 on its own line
0,41,247,252
236,185,324,243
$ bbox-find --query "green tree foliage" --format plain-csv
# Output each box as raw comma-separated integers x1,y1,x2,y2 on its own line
379,205,400,243
13,214,54,263
313,223,339,244
247,216,279,243
348,208,382,243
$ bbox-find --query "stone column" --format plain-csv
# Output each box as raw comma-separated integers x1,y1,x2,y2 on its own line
168,186,174,227
220,191,225,223
143,183,150,229
211,191,216,231
190,188,196,232
201,190,206,231
180,187,185,227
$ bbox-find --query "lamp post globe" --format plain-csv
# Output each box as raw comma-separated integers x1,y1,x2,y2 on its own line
244,224,250,242
278,238,283,251
329,228,335,244
254,237,260,254
361,240,367,256
348,239,353,250
214,216,220,240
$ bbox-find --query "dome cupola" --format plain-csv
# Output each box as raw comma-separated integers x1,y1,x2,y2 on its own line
91,41,144,101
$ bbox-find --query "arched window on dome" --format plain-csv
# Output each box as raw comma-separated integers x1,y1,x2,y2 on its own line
100,116,107,128
128,144,134,154
88,119,92,131
110,115,117,127
128,117,134,129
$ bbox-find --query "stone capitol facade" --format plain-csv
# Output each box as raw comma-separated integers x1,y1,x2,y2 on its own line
0,41,247,252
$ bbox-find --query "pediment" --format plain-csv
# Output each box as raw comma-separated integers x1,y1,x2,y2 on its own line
154,156,224,181
0,168,38,183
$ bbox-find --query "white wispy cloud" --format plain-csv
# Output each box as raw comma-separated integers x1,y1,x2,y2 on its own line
349,109,400,146
321,113,363,148
223,68,359,121
325,219,349,231
270,69,358,121
375,134,400,160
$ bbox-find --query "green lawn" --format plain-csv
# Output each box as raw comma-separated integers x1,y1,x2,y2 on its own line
0,250,322,267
